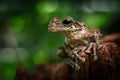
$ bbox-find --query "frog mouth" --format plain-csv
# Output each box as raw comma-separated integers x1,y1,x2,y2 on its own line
48,27,64,32
48,27,80,32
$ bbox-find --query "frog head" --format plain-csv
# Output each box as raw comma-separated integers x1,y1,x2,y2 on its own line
48,16,88,39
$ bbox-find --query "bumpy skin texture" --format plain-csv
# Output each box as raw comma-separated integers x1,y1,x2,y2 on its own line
48,16,102,70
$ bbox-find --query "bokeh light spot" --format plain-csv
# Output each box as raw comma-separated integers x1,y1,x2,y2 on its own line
37,1,58,14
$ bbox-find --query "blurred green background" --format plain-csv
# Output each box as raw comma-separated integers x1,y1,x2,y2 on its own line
0,0,120,80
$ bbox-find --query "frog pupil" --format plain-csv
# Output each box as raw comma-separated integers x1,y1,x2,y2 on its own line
62,19,73,25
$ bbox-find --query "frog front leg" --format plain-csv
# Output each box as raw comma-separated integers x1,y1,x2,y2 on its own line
92,43,98,61
72,46,86,63
67,46,86,70
66,57,80,70
57,46,81,70
85,42,98,61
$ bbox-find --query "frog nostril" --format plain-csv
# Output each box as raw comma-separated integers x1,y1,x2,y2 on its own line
70,26,73,28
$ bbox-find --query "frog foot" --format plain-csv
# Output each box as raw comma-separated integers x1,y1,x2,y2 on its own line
74,63,80,70
66,58,80,70
85,49,91,53
98,44,103,49
94,55,98,61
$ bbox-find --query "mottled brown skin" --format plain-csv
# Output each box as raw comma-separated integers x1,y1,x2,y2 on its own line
48,16,102,70
15,33,120,80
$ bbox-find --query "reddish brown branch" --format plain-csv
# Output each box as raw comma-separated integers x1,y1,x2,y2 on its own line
15,33,120,80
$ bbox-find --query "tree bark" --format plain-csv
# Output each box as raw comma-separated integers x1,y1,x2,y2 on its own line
15,33,120,80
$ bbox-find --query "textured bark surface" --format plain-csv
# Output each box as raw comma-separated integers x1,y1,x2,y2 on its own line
15,33,120,80
83,33,120,80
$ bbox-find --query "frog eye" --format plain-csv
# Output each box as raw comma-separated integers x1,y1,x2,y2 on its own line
62,16,74,27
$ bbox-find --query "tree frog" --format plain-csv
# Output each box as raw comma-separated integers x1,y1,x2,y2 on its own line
48,16,102,70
